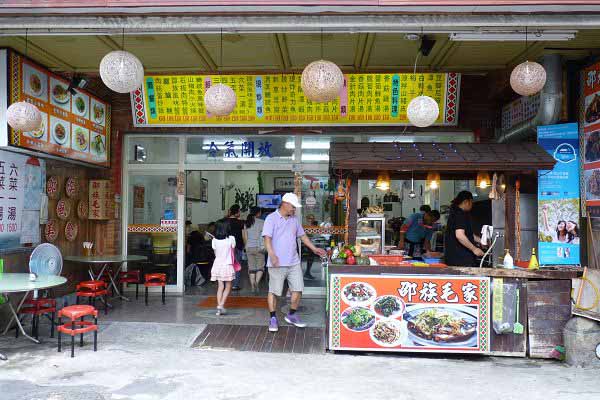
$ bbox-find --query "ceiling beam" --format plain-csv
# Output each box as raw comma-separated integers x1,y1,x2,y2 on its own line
270,33,289,72
359,33,376,71
506,41,546,68
353,33,368,72
431,40,458,70
95,35,120,51
277,33,291,71
185,34,217,72
13,36,74,71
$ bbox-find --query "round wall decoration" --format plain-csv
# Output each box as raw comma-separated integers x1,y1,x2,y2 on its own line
77,200,89,219
56,199,71,220
65,221,79,242
45,219,59,242
65,177,80,198
46,176,60,199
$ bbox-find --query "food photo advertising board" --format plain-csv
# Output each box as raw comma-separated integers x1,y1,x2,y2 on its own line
582,61,600,217
0,49,110,168
329,274,490,354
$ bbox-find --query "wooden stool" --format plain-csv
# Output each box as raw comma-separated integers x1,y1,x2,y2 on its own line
76,281,108,315
144,273,167,306
57,305,98,358
118,270,141,300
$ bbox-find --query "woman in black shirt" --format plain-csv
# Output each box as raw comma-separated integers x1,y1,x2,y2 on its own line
444,191,485,266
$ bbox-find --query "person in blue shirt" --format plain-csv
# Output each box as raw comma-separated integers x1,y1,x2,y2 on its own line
399,209,441,258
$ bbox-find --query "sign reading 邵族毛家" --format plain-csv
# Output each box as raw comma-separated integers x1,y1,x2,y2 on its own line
0,49,110,168
131,72,461,127
329,274,490,354
89,180,113,220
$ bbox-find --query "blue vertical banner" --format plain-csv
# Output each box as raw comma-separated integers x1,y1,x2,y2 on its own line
537,123,580,266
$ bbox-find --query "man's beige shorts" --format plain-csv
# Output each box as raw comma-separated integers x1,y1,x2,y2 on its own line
268,264,303,296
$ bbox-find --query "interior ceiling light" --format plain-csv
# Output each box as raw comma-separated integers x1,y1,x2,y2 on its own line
449,31,576,42
426,172,440,190
408,171,417,198
7,29,42,132
301,27,344,103
510,27,547,96
99,29,144,93
477,172,491,189
404,33,421,41
205,29,236,116
375,171,391,191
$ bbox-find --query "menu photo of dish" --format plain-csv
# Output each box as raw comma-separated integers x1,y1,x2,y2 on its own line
72,90,90,120
24,111,48,141
90,131,107,160
49,77,71,111
71,124,89,153
91,98,106,127
22,62,48,102
49,116,71,148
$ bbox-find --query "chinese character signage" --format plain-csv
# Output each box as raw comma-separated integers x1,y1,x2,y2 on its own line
329,274,490,354
582,62,600,218
0,49,110,168
501,94,540,131
131,72,460,127
537,123,580,265
0,150,45,248
89,180,113,220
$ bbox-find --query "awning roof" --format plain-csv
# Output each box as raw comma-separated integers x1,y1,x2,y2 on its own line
329,142,556,174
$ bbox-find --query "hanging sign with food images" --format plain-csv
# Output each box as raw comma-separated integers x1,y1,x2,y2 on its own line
131,72,460,127
329,274,490,354
582,61,600,218
0,49,110,167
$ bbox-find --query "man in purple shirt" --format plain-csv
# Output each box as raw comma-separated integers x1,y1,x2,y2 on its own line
262,193,326,332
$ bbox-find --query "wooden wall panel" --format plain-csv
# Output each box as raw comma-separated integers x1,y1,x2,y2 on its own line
490,278,527,357
526,279,572,358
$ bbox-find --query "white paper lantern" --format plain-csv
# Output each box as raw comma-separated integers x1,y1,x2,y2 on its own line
6,101,42,132
407,96,440,128
99,50,144,93
510,61,547,96
204,84,237,116
301,60,344,103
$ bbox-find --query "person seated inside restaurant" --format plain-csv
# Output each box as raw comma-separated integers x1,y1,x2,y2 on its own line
398,208,441,258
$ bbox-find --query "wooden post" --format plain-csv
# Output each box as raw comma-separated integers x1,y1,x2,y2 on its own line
347,175,359,246
504,174,516,257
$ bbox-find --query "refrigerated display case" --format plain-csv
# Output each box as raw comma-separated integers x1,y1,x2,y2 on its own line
355,217,385,254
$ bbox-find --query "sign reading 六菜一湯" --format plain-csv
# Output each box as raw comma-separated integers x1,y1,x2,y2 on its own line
329,274,490,354
131,72,460,127
0,49,110,168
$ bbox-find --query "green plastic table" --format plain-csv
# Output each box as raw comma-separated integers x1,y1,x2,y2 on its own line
64,255,147,301
0,273,67,361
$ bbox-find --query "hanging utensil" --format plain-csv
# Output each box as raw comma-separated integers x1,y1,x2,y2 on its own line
513,288,524,335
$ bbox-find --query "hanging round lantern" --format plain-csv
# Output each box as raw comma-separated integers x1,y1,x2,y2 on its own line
301,60,344,103
99,50,144,93
6,101,42,132
510,61,546,96
407,96,440,128
204,83,237,116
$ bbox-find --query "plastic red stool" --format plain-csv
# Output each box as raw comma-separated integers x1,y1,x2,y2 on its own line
119,270,141,300
18,296,57,340
57,305,98,358
144,273,167,306
76,281,108,315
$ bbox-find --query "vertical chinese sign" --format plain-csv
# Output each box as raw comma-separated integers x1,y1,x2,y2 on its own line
582,62,600,218
88,180,113,220
329,274,490,354
0,150,25,248
537,123,580,265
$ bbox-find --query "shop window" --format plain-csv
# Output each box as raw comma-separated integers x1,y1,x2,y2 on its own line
128,137,180,164
300,136,354,162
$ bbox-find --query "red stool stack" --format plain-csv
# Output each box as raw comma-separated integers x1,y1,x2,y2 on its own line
57,305,98,358
76,281,108,315
17,296,57,340
144,273,167,306
118,270,141,300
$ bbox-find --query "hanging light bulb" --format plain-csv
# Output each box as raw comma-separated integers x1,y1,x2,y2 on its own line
477,172,491,189
426,172,440,190
408,171,417,198
407,95,440,128
375,171,391,191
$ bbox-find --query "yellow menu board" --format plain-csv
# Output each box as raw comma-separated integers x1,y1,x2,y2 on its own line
131,72,460,127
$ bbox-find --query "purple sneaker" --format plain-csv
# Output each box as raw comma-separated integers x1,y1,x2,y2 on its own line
268,316,279,332
284,313,307,328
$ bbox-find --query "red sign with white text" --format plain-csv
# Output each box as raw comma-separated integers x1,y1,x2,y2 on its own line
329,274,490,353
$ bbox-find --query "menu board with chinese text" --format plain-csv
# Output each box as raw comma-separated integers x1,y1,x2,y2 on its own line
131,72,460,127
0,49,110,168
329,274,490,354
89,180,113,220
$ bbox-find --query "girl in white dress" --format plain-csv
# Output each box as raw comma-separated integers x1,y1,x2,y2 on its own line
211,219,236,315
